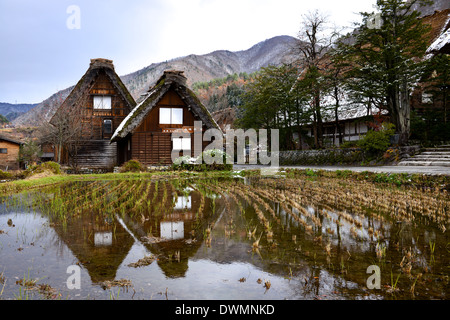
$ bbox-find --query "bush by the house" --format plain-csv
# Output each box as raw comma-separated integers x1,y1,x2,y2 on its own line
119,159,146,173
23,161,61,178
356,123,396,158
172,149,232,171
0,170,13,180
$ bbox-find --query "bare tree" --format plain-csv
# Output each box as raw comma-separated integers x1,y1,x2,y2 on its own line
38,96,89,167
294,10,340,148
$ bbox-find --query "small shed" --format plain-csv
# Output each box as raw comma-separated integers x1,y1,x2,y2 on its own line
0,135,23,170
112,70,222,165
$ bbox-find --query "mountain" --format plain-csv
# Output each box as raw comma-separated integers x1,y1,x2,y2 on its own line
121,35,298,99
411,0,449,17
12,35,298,128
0,102,38,122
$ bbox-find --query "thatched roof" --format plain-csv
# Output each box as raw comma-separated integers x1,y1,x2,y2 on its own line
425,9,450,54
111,70,221,142
0,134,23,145
50,58,136,125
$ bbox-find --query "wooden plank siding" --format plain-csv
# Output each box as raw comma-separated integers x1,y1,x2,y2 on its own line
0,140,21,170
72,70,131,168
131,133,172,165
129,89,198,165
72,141,118,168
50,59,136,170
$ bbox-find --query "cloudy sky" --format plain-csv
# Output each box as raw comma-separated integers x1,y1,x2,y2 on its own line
0,0,376,104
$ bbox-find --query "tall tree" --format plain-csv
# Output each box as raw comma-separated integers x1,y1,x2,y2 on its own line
338,0,431,144
237,64,310,150
294,10,339,148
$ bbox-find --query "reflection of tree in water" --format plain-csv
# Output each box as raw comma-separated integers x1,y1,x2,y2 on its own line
195,176,449,299
32,175,449,299
121,179,226,278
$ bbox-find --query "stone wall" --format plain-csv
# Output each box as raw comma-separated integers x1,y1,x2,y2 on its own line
278,145,421,166
279,149,364,166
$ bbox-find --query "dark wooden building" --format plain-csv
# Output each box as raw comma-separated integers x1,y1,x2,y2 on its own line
0,135,23,170
112,70,221,165
50,58,136,169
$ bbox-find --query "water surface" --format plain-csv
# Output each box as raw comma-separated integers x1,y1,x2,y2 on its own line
0,176,448,300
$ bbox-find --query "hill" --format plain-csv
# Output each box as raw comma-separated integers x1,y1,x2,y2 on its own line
12,35,298,128
0,102,38,122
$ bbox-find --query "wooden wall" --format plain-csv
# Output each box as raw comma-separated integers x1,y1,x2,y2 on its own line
72,141,117,169
71,70,132,168
84,71,131,141
129,89,205,165
0,140,21,170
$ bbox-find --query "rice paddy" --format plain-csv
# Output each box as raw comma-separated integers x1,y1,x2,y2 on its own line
0,171,448,300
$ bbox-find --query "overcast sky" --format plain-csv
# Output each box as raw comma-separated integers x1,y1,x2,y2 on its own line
0,0,376,104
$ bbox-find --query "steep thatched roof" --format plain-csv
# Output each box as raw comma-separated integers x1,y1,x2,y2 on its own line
111,70,221,142
0,134,23,145
50,58,136,125
424,9,450,54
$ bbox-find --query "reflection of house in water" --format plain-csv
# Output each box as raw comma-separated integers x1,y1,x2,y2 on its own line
117,183,226,278
50,212,135,284
46,180,224,281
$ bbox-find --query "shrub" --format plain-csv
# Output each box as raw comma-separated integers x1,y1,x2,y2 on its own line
172,149,233,171
0,170,13,180
357,123,395,157
40,161,61,174
23,161,61,178
119,159,146,173
173,155,198,166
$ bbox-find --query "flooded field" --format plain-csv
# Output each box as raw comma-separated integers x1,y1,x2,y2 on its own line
0,174,448,300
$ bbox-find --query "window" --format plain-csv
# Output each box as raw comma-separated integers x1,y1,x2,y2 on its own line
0,148,7,154
422,92,433,104
159,107,183,125
173,137,191,150
93,96,112,109
103,119,113,134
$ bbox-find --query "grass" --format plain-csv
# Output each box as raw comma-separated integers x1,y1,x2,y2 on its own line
2,165,448,197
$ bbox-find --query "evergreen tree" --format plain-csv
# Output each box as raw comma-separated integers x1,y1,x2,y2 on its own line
237,64,310,150
338,0,431,144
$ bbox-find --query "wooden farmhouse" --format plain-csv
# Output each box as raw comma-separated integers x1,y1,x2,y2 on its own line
0,135,23,170
50,59,221,169
50,58,136,169
111,70,222,166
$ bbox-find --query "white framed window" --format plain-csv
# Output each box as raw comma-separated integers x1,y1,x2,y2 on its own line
174,195,192,210
171,108,183,124
159,107,183,124
160,221,184,240
93,96,112,109
173,137,191,150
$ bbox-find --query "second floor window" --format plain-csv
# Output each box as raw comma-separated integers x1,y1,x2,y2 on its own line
159,107,183,125
93,96,111,110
